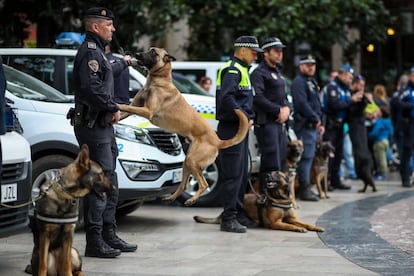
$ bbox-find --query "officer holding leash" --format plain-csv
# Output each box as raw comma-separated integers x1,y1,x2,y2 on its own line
71,7,137,258
291,54,324,201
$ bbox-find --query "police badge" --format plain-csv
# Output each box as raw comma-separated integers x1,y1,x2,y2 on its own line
88,60,99,72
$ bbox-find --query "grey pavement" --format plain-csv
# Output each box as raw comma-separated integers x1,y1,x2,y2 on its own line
0,173,413,276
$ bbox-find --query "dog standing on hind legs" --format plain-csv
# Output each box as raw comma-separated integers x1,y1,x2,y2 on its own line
118,47,249,206
26,144,111,276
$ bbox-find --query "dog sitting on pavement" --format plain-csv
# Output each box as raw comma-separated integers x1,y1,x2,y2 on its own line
194,171,324,233
26,144,111,276
118,47,249,206
310,140,335,199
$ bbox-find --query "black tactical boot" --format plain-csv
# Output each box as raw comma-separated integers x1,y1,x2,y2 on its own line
85,228,121,258
103,224,138,252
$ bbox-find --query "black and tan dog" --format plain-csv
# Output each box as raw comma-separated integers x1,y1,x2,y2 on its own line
118,47,249,206
285,139,304,208
310,141,335,199
194,171,324,233
28,144,111,276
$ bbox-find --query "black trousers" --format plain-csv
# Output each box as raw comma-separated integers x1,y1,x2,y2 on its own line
75,126,118,239
323,124,343,187
254,122,287,193
400,122,414,183
217,121,249,222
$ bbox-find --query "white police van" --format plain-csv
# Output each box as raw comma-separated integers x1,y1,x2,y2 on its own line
1,49,185,218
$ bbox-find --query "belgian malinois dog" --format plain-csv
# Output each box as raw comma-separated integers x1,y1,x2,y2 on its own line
310,141,335,199
28,144,111,276
118,47,249,206
195,171,324,233
285,139,304,208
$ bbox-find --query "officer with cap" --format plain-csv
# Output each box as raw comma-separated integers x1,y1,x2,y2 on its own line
395,66,414,187
216,35,262,233
72,7,137,258
321,64,363,190
251,37,291,195
291,54,324,201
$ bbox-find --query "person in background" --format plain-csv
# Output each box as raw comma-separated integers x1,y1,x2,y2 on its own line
322,65,363,190
368,105,394,180
373,84,390,108
251,37,291,195
291,54,322,201
73,7,137,258
198,76,212,93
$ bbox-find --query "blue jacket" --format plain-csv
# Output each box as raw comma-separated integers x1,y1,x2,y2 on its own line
368,117,394,143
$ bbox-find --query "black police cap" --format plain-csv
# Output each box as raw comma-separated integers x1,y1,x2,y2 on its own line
261,37,286,50
83,7,115,21
234,36,263,53
299,54,316,65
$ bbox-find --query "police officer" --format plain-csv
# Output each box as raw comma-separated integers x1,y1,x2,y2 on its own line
396,66,414,187
216,36,262,233
291,54,323,201
322,64,363,190
251,37,291,194
73,7,137,258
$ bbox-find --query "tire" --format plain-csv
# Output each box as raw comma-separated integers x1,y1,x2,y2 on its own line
31,155,85,229
177,159,223,207
116,201,144,217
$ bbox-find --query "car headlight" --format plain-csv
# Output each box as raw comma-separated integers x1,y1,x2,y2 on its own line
120,160,160,179
114,124,153,145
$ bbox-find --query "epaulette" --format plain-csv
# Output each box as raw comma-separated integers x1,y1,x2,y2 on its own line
87,42,97,49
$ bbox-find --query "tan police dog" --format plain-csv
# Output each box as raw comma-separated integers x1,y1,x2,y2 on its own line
29,144,111,276
118,47,249,206
310,140,335,199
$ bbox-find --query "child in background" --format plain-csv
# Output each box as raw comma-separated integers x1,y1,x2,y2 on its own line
368,105,394,180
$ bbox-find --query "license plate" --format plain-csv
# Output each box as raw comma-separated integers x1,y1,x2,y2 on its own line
1,183,18,203
172,169,183,183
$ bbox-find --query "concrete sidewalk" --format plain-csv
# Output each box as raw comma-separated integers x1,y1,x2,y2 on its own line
0,175,412,275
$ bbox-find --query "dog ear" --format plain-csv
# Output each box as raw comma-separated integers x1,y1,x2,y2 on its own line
164,54,176,62
78,144,91,171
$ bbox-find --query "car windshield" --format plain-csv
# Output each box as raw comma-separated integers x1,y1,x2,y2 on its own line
3,65,72,103
172,73,213,97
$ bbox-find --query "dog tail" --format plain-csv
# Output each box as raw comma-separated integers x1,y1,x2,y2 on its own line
193,215,221,224
219,109,249,149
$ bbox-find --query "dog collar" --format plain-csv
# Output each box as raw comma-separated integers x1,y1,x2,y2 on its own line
45,170,75,200
270,202,293,209
36,213,79,224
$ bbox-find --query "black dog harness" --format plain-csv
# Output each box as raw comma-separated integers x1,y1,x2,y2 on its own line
35,170,79,225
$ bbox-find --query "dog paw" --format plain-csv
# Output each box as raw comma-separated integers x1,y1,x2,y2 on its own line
297,228,307,233
316,227,325,232
162,195,176,204
184,198,196,206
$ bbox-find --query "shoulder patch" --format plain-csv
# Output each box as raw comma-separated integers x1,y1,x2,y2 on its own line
87,42,97,49
88,60,99,72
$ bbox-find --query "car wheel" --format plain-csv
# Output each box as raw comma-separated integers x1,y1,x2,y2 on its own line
31,155,85,229
116,201,144,217
177,159,222,207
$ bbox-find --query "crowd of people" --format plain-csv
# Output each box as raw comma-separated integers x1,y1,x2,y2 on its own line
215,34,414,233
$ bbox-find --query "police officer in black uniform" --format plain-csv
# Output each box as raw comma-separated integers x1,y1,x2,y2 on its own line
322,65,363,190
291,54,324,201
251,37,291,195
73,7,137,258
216,36,262,233
395,66,414,187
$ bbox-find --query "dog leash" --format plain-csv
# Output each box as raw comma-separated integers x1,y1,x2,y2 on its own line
0,193,44,209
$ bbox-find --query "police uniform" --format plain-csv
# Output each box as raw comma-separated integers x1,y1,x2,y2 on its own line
291,54,321,201
216,36,262,233
396,70,414,187
73,7,136,258
322,65,354,190
251,37,290,194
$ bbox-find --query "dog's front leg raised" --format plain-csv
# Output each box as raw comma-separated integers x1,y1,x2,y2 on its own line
118,104,152,120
